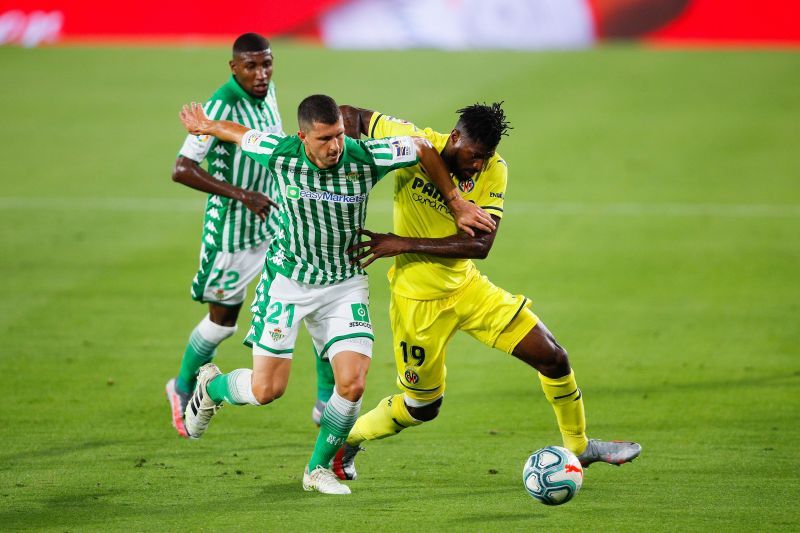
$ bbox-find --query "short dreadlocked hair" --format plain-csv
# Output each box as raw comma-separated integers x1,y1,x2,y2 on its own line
455,102,511,150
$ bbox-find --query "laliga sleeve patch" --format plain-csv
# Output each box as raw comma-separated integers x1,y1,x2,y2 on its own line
390,136,416,162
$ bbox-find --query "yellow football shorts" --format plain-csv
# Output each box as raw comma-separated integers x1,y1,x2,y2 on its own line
391,272,539,402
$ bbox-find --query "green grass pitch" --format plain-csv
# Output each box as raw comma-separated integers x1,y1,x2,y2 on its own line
0,43,798,530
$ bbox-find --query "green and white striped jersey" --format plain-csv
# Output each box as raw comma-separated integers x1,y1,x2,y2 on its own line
179,75,283,252
240,130,419,285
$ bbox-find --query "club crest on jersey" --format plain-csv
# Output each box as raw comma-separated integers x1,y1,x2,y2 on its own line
214,289,225,300
269,327,285,342
458,178,475,193
345,171,360,181
404,369,420,385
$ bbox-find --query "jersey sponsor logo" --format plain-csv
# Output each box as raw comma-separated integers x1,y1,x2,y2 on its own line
349,321,372,329
211,159,229,170
404,369,420,385
489,191,504,199
410,176,450,214
212,145,229,156
458,178,475,193
285,185,366,204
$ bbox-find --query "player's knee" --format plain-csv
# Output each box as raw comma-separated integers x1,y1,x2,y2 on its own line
407,398,442,422
541,344,571,378
252,382,286,405
336,377,366,401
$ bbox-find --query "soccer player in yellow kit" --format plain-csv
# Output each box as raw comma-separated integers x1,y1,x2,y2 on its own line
332,103,641,480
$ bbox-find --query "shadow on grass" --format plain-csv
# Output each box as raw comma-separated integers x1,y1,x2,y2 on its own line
0,438,127,465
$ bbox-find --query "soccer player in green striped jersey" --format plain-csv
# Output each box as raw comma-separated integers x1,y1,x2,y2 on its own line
178,94,496,494
165,33,301,439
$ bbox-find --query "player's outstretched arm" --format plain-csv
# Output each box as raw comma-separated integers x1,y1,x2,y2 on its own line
171,157,278,220
179,102,250,145
348,220,500,268
412,137,496,237
339,105,374,138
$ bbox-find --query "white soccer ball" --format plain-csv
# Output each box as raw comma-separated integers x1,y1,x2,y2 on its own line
522,446,583,505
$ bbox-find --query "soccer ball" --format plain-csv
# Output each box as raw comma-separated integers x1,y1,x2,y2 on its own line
522,446,583,505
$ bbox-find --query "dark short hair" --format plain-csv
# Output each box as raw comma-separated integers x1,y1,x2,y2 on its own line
297,94,341,130
456,102,512,149
232,33,271,56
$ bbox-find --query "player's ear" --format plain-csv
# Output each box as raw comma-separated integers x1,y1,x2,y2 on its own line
229,58,237,73
450,129,461,145
297,129,307,142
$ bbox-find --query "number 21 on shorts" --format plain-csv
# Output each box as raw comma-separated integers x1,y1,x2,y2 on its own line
266,301,295,327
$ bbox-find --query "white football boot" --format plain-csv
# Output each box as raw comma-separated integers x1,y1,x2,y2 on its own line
303,466,351,495
184,363,223,439
578,439,642,467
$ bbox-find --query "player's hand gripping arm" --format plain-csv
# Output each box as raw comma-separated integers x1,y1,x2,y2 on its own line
412,137,496,237
348,218,500,268
177,102,278,218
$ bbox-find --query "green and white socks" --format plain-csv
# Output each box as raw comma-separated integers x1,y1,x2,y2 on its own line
206,368,260,405
308,390,361,471
176,315,237,394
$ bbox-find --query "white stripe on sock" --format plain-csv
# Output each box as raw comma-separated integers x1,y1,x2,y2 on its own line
228,369,260,406
197,314,238,344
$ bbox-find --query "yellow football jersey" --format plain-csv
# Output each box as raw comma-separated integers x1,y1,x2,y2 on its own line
368,112,508,300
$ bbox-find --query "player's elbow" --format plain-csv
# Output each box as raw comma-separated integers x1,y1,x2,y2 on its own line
171,157,192,183
472,240,494,260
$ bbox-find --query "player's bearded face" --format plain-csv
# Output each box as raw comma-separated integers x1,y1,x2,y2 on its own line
230,50,273,100
456,137,494,180
454,138,493,180
300,119,346,169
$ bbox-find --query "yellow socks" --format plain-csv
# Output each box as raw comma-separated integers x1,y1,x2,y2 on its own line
538,370,588,455
347,394,422,446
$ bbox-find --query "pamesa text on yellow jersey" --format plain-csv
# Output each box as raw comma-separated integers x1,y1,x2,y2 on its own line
368,112,508,300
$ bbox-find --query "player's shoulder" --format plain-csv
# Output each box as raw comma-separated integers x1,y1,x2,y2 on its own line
345,136,385,165
242,130,294,157
486,152,508,175
477,151,508,188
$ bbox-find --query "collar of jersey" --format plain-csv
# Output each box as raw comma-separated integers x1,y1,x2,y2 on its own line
299,137,348,174
226,75,267,106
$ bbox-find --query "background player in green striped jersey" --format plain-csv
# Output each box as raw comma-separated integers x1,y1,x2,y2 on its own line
178,95,496,494
162,34,340,439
